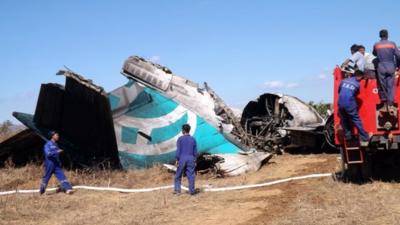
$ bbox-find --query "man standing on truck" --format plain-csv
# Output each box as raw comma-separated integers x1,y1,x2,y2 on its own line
338,72,370,147
373,29,400,114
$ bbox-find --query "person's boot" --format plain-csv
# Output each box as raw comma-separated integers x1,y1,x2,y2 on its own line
360,133,373,147
39,184,46,195
389,105,397,117
360,140,369,147
189,188,199,196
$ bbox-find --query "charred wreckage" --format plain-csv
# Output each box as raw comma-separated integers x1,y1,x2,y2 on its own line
0,56,334,176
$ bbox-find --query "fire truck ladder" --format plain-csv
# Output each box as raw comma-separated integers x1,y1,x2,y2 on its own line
343,139,364,164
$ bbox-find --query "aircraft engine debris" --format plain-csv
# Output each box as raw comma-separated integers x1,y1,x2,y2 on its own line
241,93,332,153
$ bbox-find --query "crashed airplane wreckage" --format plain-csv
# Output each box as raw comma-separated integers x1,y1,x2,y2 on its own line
0,56,333,176
241,93,334,152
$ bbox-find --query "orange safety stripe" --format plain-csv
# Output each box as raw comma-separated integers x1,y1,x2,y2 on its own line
375,43,395,49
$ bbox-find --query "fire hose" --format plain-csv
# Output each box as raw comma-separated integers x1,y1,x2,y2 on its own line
0,173,332,196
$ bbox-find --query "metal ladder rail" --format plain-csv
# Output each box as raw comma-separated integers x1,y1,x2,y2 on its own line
343,140,364,164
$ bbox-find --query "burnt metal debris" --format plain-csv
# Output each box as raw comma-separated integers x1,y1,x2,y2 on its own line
239,93,334,153
11,70,121,168
0,56,334,173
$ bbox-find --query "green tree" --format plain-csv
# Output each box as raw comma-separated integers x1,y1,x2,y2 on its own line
309,101,332,118
0,120,13,135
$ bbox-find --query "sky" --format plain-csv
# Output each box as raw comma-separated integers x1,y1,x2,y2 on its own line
1,0,400,123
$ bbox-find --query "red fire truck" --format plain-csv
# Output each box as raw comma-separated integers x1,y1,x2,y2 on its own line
333,67,400,181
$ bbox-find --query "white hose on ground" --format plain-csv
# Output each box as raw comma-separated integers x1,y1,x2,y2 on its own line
0,173,332,196
203,173,332,192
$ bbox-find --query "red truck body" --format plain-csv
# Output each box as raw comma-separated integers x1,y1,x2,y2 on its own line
333,67,400,149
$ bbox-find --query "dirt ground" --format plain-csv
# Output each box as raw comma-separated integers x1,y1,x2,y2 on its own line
1,153,400,225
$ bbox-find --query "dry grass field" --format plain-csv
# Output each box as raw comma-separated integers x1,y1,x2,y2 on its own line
1,153,400,225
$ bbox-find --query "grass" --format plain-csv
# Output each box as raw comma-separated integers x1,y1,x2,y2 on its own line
1,154,400,225
259,179,400,225
0,163,173,191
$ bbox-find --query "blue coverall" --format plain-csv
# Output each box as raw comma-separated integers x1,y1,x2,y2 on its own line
338,77,369,141
39,140,72,194
373,39,400,106
174,134,197,194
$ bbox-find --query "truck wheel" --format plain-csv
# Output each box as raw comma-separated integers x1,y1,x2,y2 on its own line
323,115,336,152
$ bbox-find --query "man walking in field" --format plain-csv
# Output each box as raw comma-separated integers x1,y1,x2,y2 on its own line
39,131,74,195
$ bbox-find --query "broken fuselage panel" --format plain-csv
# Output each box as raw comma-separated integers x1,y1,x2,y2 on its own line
109,80,243,168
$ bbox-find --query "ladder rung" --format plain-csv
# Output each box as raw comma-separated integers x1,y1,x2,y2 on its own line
346,147,360,150
348,160,364,164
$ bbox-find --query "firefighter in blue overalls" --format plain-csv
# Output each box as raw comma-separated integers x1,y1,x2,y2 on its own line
373,29,400,115
39,131,74,195
174,124,197,195
338,72,370,147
